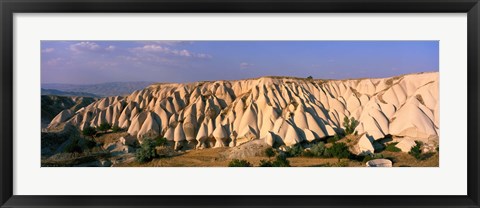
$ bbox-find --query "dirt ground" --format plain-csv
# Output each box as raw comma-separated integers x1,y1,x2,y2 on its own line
116,146,439,167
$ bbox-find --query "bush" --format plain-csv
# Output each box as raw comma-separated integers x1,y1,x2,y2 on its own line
385,142,401,152
85,139,97,149
335,160,349,167
135,139,157,163
82,126,97,138
153,137,168,147
302,150,315,157
327,133,345,143
98,123,111,132
228,159,252,167
64,139,82,153
343,116,359,135
259,160,273,167
285,145,303,157
258,154,291,167
271,154,291,167
327,137,337,144
325,143,351,159
362,153,384,163
309,142,326,157
111,125,121,133
409,141,423,160
307,76,313,80
264,147,275,158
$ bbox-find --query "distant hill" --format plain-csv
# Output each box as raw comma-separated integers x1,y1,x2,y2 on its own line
41,88,100,98
41,81,153,97
41,95,96,128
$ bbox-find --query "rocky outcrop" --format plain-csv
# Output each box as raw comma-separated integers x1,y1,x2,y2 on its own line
396,138,417,153
46,72,439,151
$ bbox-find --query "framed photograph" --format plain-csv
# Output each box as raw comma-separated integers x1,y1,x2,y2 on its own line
1,0,479,207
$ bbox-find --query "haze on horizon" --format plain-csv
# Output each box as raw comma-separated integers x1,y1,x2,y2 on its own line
41,41,439,85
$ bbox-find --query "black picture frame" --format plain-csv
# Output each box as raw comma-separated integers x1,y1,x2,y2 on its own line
1,0,479,207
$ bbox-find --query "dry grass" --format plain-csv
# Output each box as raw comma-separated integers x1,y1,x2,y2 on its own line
94,131,129,146
116,144,438,167
380,151,439,167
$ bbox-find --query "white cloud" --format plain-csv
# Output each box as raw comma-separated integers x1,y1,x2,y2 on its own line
41,48,55,53
132,44,170,53
137,41,191,46
197,53,212,59
105,45,116,51
240,62,253,69
69,41,101,53
44,58,63,66
131,44,211,59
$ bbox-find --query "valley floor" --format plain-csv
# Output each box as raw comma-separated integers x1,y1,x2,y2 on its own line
115,146,439,167
41,129,439,168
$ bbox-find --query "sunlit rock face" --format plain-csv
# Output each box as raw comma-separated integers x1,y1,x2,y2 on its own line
48,72,439,149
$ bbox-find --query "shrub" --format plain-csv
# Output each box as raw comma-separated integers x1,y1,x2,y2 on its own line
82,126,97,138
264,147,275,158
307,76,313,80
85,139,97,149
327,137,338,144
328,133,344,143
153,137,168,147
385,142,401,152
111,125,121,133
335,160,349,167
271,154,291,167
362,153,384,163
135,139,157,163
343,116,359,135
409,141,423,160
98,123,111,132
285,145,303,157
325,143,351,159
64,139,82,153
309,142,326,157
259,160,273,167
228,159,252,167
323,148,333,158
258,154,291,167
302,150,315,157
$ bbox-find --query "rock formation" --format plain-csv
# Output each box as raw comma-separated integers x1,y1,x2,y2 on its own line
47,72,439,151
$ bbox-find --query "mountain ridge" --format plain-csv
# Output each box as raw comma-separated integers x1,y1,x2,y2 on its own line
46,72,439,155
42,81,153,97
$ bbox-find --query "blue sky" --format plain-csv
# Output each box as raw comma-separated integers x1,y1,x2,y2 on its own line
41,41,439,84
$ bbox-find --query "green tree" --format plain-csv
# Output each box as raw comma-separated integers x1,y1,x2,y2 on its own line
98,123,111,133
135,139,157,163
228,159,252,167
310,142,326,157
111,125,121,133
409,141,422,160
325,142,351,159
385,142,401,152
343,116,359,135
285,145,303,157
64,139,82,153
272,154,291,167
153,137,168,146
82,126,97,138
259,160,273,167
264,147,275,158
